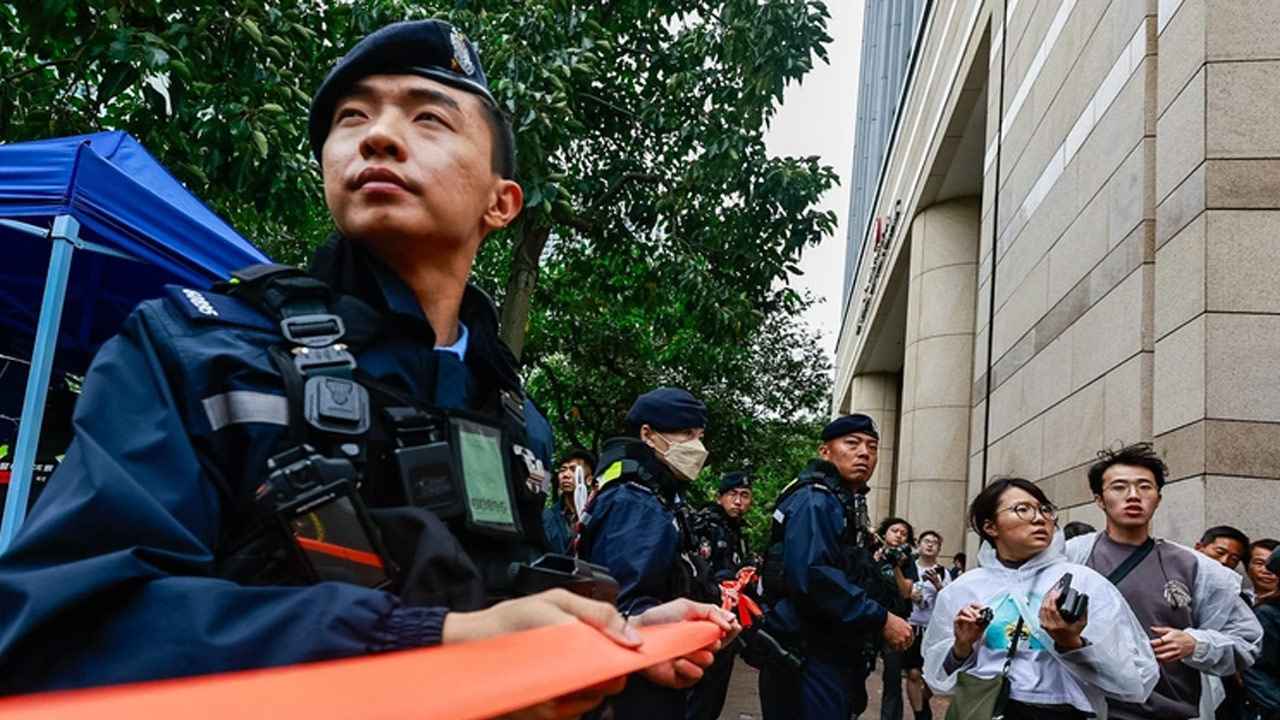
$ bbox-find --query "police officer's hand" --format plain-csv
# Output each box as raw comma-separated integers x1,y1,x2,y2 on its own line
442,588,642,648
952,603,986,660
883,612,913,652
631,599,740,689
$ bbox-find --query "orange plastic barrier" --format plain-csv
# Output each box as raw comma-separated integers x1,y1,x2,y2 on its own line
0,620,720,720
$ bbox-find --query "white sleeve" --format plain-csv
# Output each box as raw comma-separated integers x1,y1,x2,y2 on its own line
1063,533,1095,565
1183,551,1262,675
1055,569,1160,704
922,582,968,693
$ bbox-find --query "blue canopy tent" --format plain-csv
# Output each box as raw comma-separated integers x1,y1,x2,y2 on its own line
0,131,270,551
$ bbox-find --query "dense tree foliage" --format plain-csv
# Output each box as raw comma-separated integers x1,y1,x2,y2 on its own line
2,0,838,548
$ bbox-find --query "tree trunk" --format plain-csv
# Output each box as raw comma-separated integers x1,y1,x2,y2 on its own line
498,223,551,362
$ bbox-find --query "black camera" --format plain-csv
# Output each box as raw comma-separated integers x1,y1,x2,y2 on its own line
739,626,804,677
882,544,913,567
508,554,620,603
976,606,994,628
1054,572,1089,623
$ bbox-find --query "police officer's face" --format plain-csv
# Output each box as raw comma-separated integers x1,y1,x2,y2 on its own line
322,74,521,255
718,488,752,518
818,432,878,485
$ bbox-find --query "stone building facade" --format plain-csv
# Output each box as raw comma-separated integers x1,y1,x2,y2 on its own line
834,0,1280,557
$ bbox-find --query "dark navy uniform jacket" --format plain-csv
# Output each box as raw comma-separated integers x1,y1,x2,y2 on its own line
0,237,553,693
762,461,887,656
579,438,687,617
693,503,751,582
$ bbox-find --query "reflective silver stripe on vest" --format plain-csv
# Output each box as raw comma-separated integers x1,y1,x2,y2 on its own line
202,391,289,431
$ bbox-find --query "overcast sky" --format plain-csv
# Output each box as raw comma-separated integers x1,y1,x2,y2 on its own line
763,0,865,362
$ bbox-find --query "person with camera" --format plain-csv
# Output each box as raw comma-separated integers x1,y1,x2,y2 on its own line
0,19,733,716
873,517,919,720
1065,443,1262,720
755,414,913,720
905,530,948,720
923,477,1158,720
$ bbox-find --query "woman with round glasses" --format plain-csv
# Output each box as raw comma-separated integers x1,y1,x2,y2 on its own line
922,478,1158,719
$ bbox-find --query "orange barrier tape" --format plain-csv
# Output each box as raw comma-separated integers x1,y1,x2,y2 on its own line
295,536,385,568
0,620,720,720
721,566,762,628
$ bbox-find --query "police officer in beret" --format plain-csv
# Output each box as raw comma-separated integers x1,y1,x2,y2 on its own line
578,387,733,719
756,413,914,720
0,19,732,711
686,471,755,720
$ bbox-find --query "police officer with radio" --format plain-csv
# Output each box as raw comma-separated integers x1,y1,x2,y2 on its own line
0,19,732,713
686,471,755,720
756,413,914,720
578,388,727,719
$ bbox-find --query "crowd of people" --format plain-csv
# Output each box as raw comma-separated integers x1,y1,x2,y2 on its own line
0,15,1277,720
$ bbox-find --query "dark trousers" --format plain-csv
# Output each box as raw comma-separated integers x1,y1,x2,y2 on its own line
611,672,685,720
760,656,869,720
879,644,905,720
686,646,738,720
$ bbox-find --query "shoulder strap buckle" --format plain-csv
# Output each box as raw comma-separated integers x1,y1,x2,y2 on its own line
292,344,356,377
281,313,346,348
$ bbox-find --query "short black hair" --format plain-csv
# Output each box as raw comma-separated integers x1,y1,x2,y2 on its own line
953,552,967,566
1063,521,1096,540
559,447,597,472
1201,525,1250,549
876,517,915,546
478,96,517,180
969,477,1053,545
1087,442,1169,496
919,530,942,543
1251,538,1280,556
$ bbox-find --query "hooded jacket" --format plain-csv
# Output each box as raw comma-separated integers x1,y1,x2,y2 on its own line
923,531,1159,717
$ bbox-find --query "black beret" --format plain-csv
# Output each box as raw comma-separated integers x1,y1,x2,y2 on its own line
719,472,752,495
309,19,494,160
821,413,879,442
626,388,708,432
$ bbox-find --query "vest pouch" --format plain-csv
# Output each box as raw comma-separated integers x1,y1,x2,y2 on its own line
449,414,524,540
395,441,465,520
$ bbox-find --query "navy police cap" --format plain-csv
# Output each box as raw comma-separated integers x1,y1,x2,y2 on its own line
626,388,708,432
719,471,752,495
309,19,494,160
821,413,879,442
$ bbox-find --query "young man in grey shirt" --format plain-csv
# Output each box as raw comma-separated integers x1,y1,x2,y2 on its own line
1066,443,1261,720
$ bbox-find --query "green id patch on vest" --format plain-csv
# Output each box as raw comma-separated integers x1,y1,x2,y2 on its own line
454,417,517,531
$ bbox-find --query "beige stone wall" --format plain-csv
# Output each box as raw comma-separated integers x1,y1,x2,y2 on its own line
845,372,899,523
975,0,1157,524
836,0,1280,550
1150,0,1280,545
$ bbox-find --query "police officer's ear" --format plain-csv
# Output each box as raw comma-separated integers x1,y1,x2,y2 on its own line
480,178,522,236
817,441,831,461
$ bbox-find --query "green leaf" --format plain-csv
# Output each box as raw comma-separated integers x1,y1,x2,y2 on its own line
239,18,263,44
97,62,139,105
250,129,268,158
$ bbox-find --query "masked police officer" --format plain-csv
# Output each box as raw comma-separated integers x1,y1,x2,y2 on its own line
757,413,914,720
686,471,755,720
578,387,727,719
0,20,733,712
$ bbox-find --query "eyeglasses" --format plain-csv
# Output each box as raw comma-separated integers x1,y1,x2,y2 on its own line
997,502,1057,523
1103,481,1158,496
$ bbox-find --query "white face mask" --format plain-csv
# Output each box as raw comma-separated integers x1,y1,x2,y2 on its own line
656,434,708,481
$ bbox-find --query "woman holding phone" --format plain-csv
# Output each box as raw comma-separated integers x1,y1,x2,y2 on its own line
922,478,1158,720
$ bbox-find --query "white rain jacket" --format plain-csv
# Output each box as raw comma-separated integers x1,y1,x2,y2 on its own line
1065,533,1262,677
1066,533,1263,718
924,532,1158,717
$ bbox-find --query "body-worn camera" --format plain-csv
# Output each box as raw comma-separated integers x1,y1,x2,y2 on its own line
1054,572,1089,623
508,554,619,603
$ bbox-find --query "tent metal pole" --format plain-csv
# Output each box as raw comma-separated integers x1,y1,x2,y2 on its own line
0,215,80,554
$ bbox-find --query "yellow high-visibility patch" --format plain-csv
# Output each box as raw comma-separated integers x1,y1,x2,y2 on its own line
599,461,624,486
